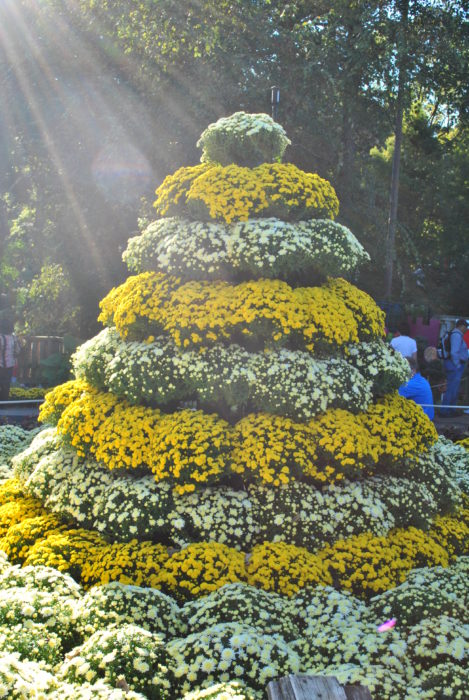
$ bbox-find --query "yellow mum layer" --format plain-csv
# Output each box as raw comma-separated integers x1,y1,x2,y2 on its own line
362,393,438,464
326,277,385,340
23,528,108,579
154,162,339,223
98,271,179,336
56,390,120,458
231,409,376,486
39,379,96,425
231,413,321,486
150,411,233,494
0,478,25,502
159,542,246,602
152,163,211,218
0,497,46,537
99,272,384,351
246,541,332,596
42,385,437,490
232,397,435,485
54,390,233,494
429,506,469,558
0,478,466,601
166,278,360,351
94,403,162,471
81,539,169,589
0,513,66,563
320,528,450,598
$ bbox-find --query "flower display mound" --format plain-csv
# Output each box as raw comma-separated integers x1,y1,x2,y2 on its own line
0,424,42,466
406,663,468,700
182,682,259,700
73,581,187,638
0,562,81,598
181,583,299,642
167,622,301,695
2,111,469,698
59,624,171,699
0,546,467,699
368,579,467,628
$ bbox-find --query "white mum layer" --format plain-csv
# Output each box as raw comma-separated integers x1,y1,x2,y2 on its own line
123,217,370,281
73,331,409,421
13,440,460,550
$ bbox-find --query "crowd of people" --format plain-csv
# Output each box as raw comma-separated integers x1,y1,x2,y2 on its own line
391,318,469,420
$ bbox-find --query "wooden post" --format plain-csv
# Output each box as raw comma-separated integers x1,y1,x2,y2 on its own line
344,685,373,700
267,675,373,700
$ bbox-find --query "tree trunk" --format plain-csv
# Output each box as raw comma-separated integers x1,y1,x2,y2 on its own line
339,91,356,213
385,0,410,299
0,197,10,265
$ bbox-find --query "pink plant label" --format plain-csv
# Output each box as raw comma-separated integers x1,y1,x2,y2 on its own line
377,618,397,632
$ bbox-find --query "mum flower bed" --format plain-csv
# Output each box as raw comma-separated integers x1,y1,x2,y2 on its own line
0,535,467,699
0,111,468,699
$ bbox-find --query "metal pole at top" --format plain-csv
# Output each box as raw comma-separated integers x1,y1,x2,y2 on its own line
271,86,280,121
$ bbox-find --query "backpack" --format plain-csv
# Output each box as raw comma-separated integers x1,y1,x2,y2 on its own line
437,330,453,360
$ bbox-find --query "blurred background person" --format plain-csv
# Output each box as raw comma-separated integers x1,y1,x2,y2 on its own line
0,316,21,401
390,321,417,360
398,356,434,420
439,318,469,416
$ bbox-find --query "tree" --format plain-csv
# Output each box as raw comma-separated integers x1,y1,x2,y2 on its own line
384,0,409,299
1,0,468,331
18,263,80,335
379,0,469,297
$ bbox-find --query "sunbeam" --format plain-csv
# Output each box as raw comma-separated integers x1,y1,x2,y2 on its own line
0,0,112,289
0,0,175,297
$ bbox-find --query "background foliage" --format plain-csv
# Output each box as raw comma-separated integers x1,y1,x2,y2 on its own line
0,0,468,335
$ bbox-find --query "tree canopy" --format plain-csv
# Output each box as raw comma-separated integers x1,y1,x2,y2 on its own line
1,0,468,335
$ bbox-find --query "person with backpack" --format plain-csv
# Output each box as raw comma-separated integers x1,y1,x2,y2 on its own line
439,318,469,416
0,317,21,401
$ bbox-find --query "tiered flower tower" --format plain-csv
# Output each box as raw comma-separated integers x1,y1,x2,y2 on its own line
0,113,468,699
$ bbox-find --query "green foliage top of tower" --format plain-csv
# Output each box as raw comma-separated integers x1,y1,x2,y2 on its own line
197,111,291,167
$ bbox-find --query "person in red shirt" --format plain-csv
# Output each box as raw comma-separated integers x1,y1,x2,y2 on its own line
463,326,469,349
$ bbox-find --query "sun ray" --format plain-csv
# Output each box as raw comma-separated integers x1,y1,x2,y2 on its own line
0,0,110,288
0,0,245,324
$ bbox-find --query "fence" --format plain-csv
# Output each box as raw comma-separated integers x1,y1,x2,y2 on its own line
15,335,64,385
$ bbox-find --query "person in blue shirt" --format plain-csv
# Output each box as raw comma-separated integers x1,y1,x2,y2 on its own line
439,318,469,416
398,357,434,420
